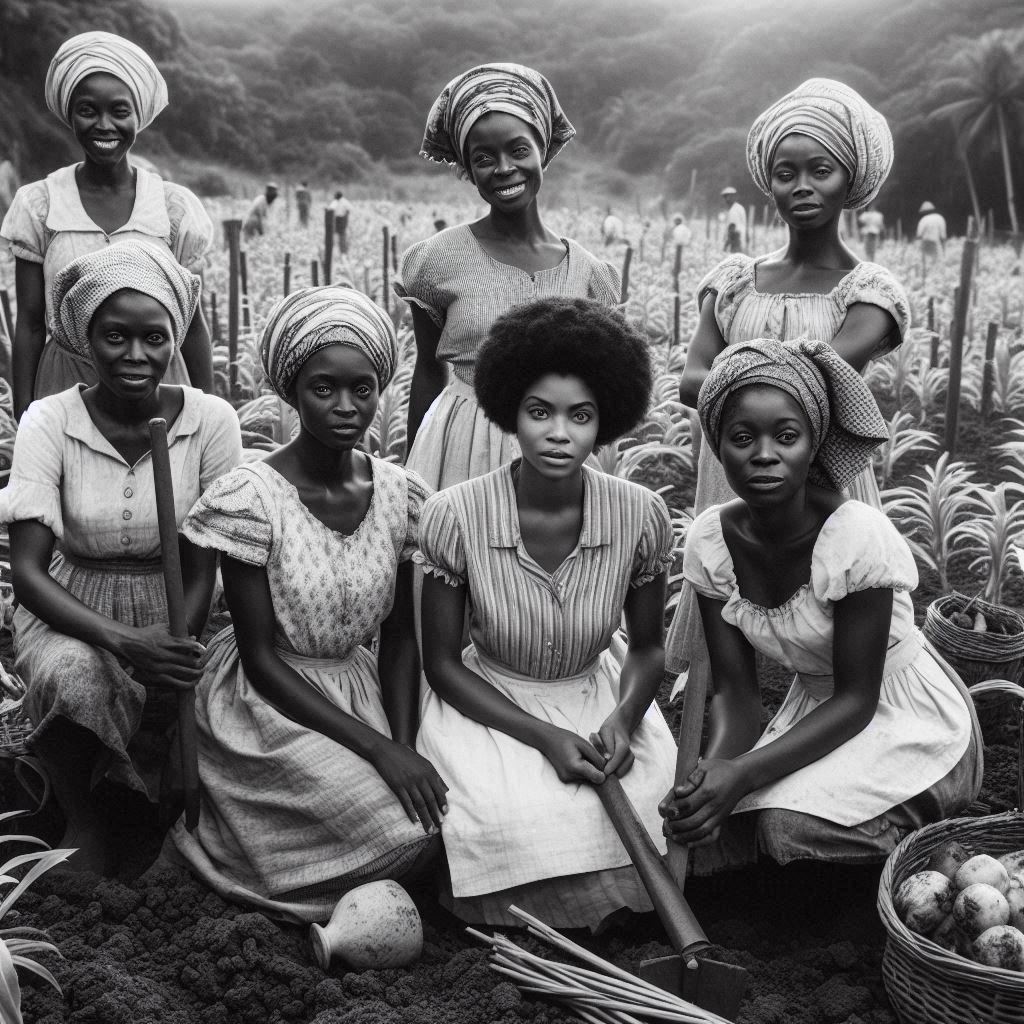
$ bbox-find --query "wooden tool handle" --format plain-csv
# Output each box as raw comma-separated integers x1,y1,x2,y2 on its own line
596,774,709,958
149,418,200,832
666,651,710,887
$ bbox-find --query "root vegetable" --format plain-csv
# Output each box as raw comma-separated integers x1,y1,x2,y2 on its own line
927,840,971,880
971,925,1024,970
972,611,987,632
930,913,959,951
949,611,974,629
1006,874,1024,931
894,870,957,935
954,854,1010,894
953,883,1011,940
998,850,1024,876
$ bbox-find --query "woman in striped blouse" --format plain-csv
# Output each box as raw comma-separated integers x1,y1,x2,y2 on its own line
415,297,678,930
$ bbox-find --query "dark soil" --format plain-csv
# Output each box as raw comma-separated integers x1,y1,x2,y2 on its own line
2,409,1021,1024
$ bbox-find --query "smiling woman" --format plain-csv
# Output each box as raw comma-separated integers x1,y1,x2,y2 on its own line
394,62,620,492
0,30,215,419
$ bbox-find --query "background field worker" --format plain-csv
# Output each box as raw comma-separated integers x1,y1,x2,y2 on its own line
670,212,692,248
601,206,625,246
295,181,312,227
722,186,746,253
916,201,946,261
858,202,884,260
329,190,354,255
243,182,278,240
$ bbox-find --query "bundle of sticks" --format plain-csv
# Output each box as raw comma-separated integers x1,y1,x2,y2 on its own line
468,906,733,1024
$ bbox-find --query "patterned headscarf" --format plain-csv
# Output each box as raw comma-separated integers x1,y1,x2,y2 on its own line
420,63,575,178
698,339,888,491
259,286,398,402
53,241,199,360
45,31,168,131
746,79,893,210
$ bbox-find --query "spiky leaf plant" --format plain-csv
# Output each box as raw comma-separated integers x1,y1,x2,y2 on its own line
947,482,1024,603
873,411,939,488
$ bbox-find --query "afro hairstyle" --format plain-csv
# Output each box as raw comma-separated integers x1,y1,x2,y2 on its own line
474,296,652,446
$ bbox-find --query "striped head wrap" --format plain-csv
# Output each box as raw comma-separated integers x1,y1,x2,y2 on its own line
420,63,575,178
45,31,168,131
698,339,888,492
52,241,200,360
746,79,893,210
259,286,398,403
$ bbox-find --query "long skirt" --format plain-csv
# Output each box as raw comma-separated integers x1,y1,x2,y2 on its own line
416,638,678,928
15,553,172,797
168,627,433,924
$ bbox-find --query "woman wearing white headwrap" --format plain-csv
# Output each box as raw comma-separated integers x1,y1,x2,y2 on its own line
166,287,444,924
395,62,620,491
0,241,242,874
0,30,214,419
665,78,911,678
660,340,980,869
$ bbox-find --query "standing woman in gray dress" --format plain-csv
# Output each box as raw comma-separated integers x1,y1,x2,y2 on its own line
396,63,620,490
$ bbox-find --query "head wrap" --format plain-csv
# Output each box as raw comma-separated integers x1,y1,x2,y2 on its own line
420,63,574,178
52,241,200,360
919,201,936,214
45,31,168,131
745,78,893,210
259,286,398,402
697,339,888,492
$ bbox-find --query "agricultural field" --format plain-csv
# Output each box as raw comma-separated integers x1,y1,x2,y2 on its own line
1,196,1024,1024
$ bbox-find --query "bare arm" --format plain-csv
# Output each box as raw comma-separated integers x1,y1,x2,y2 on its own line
420,572,605,784
377,560,420,746
829,302,900,371
179,285,214,393
12,258,46,420
405,306,447,452
678,295,727,408
592,571,668,777
222,554,446,830
10,518,205,690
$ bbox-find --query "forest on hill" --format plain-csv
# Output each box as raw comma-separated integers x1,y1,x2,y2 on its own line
1,0,1022,231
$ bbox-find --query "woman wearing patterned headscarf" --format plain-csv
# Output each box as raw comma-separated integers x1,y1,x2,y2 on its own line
659,340,981,869
1,30,215,420
0,241,242,874
167,286,445,923
395,62,620,491
665,78,911,679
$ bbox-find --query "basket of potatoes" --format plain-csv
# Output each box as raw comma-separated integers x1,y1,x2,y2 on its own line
923,594,1024,687
878,812,1024,1024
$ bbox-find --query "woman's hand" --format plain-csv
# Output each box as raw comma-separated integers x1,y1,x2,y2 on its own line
116,624,206,691
659,758,750,846
372,742,449,833
539,727,606,785
590,711,635,778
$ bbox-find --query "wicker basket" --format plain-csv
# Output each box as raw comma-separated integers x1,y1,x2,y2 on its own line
923,594,1024,688
0,696,32,756
878,811,1024,1024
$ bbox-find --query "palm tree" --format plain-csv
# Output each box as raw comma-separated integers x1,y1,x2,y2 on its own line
929,29,1024,234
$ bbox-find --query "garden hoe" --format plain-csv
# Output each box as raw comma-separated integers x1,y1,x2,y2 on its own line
595,769,749,1021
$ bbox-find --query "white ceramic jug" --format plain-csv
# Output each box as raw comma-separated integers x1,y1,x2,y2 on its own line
310,879,423,970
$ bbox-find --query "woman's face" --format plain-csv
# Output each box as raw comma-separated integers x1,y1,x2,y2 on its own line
769,133,849,230
717,384,814,507
292,344,379,451
465,112,545,213
70,72,138,166
516,372,599,480
88,289,175,401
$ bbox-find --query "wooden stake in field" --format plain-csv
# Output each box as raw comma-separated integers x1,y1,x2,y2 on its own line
0,289,14,381
391,232,399,272
981,320,998,423
283,252,291,297
673,244,683,296
223,218,242,399
239,249,251,330
927,297,938,368
311,259,319,287
323,208,334,286
620,245,633,305
0,287,14,343
382,226,391,312
944,219,980,457
209,291,220,346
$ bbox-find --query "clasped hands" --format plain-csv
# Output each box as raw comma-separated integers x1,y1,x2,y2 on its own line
658,757,750,846
538,711,635,785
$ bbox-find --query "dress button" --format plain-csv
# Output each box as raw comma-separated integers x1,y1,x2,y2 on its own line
122,510,132,521
124,487,133,498
120,535,131,546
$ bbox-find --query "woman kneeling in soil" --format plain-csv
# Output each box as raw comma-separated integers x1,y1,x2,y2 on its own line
1,241,242,873
168,287,446,923
660,340,982,867
416,297,677,929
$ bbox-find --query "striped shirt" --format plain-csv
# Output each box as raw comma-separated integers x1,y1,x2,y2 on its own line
394,223,620,386
416,463,673,679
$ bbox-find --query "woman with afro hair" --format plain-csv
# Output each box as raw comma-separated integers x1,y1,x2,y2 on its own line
414,296,678,930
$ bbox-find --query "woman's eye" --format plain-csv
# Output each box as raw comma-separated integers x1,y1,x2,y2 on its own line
105,331,124,342
529,407,547,419
573,411,592,423
356,385,373,398
146,333,167,344
314,384,332,396
115,107,133,119
778,430,798,443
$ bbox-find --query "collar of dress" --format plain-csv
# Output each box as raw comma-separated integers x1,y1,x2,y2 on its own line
44,163,171,237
